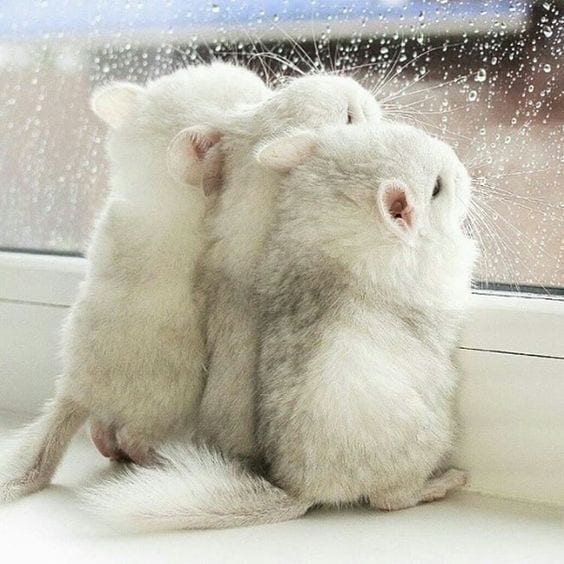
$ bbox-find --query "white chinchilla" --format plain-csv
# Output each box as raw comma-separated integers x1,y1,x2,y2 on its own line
253,122,476,514
197,74,383,462
0,63,269,502
84,118,475,531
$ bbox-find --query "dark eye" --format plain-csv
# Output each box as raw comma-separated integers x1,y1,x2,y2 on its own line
432,177,442,198
346,110,353,124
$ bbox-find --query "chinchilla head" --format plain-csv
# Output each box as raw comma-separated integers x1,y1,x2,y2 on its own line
252,74,383,135
256,121,477,307
90,64,269,200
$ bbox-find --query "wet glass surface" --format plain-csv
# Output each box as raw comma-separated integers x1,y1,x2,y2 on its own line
0,1,561,290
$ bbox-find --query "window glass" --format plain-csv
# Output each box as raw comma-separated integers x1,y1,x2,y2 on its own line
0,1,561,291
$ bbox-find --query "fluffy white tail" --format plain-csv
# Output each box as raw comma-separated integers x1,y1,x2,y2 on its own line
82,442,309,530
0,395,87,502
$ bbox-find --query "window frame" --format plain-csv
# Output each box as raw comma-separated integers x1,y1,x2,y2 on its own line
2,250,562,357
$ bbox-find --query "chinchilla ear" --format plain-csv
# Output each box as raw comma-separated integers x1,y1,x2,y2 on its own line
377,182,415,235
90,82,145,129
256,132,318,172
167,125,224,196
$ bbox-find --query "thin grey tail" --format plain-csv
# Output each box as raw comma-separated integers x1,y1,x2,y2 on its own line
81,441,310,530
0,393,87,501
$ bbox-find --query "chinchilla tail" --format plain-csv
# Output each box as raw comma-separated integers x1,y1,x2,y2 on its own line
0,394,87,502
81,441,310,530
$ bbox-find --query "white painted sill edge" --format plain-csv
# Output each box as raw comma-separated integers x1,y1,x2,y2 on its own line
1,251,562,357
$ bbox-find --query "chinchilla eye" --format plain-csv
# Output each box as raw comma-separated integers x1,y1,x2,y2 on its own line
346,110,353,124
432,177,442,198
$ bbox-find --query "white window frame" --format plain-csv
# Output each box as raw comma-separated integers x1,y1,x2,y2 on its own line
2,251,560,356
1,251,563,507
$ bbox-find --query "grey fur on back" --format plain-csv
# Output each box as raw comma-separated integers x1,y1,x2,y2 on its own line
196,74,383,462
252,122,474,506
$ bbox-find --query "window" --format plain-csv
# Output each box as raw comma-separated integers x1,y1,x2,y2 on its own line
0,1,561,291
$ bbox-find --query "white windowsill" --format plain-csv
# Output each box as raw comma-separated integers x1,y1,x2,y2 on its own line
0,251,563,561
1,411,563,563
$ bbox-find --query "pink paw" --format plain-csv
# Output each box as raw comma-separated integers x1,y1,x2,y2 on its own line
115,427,155,466
90,421,156,465
90,421,119,459
420,469,467,503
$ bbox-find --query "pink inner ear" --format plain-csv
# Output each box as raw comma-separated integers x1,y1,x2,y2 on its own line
188,134,211,161
188,129,223,161
385,187,413,228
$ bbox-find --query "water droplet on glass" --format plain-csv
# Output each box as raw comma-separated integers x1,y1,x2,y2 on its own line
475,68,487,82
542,25,553,38
211,4,220,13
468,90,478,102
543,63,551,73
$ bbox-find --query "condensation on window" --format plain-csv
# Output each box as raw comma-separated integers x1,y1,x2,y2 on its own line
0,1,561,291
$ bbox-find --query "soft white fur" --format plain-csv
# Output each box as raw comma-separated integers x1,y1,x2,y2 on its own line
197,74,383,461
83,441,308,530
83,121,475,530
256,123,475,509
0,63,269,501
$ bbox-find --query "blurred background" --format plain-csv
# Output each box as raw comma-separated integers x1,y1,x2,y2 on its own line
0,0,562,292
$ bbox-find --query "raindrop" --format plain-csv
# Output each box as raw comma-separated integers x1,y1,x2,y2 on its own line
475,68,487,82
0,0,560,289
